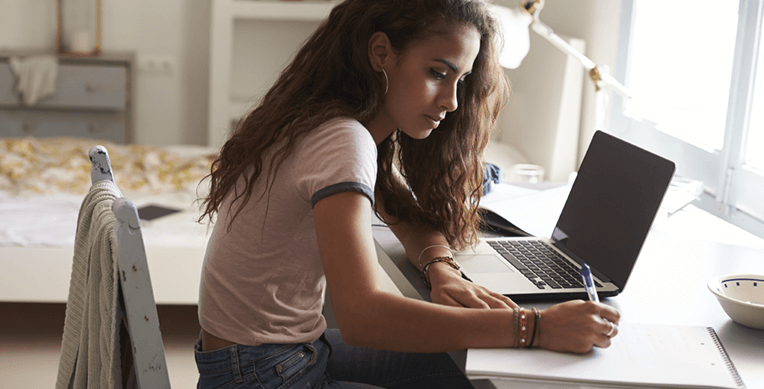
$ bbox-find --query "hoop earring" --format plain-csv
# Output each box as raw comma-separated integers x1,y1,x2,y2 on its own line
381,69,388,95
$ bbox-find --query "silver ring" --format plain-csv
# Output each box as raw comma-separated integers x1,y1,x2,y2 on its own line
605,321,616,337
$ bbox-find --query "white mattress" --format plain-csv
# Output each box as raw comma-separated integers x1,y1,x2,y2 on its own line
0,137,216,304
0,137,216,247
0,190,210,248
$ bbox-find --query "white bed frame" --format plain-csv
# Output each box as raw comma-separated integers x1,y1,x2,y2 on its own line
0,245,205,305
0,156,399,307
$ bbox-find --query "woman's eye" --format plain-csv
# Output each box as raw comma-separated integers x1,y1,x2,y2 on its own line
431,69,447,80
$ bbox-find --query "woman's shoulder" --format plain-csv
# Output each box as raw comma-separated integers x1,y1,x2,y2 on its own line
313,116,370,137
304,116,376,153
293,117,378,195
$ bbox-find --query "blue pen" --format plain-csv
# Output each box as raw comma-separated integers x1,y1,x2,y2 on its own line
580,263,599,302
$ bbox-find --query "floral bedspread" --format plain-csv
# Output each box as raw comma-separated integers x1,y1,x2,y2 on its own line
0,137,217,197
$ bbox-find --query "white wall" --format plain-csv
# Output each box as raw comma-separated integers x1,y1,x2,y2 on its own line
493,0,623,167
0,0,210,146
0,0,621,153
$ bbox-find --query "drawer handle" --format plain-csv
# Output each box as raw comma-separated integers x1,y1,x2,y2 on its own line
22,122,34,133
84,83,98,93
88,123,108,134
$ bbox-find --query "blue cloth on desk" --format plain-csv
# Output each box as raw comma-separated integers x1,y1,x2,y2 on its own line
483,163,501,195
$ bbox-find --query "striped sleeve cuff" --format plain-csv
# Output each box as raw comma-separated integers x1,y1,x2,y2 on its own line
311,181,374,208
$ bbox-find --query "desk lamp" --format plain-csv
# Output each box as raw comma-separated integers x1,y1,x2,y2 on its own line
489,0,631,132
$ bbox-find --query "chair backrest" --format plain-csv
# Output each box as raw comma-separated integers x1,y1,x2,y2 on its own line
89,146,171,389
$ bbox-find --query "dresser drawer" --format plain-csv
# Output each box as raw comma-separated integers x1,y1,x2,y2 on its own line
0,110,126,144
0,63,126,110
40,65,127,110
0,51,132,142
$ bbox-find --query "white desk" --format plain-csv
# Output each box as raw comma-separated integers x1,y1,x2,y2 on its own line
373,199,764,388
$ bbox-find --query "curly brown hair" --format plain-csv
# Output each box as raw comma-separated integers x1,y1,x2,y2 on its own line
199,0,509,250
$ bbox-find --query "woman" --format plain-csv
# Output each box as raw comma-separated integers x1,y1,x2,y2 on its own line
196,0,620,388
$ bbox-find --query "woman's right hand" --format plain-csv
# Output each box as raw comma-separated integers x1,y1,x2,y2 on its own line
536,300,620,354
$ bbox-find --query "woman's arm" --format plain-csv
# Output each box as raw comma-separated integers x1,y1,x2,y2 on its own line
375,193,517,309
314,191,620,354
373,172,516,309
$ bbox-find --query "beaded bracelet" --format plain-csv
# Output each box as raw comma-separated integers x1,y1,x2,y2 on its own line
420,256,460,289
518,308,529,347
527,307,540,348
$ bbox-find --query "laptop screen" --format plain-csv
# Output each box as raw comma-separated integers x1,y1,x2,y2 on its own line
551,131,675,289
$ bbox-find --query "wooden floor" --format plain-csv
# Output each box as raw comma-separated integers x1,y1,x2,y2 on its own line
0,302,201,388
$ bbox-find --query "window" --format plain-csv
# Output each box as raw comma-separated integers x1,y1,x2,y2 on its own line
611,0,764,238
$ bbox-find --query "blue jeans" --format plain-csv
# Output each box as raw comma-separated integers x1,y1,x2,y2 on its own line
195,329,473,388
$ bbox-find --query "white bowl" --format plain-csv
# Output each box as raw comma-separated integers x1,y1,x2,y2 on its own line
708,274,764,330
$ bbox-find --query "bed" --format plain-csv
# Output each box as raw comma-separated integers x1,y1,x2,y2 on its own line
0,136,408,307
0,136,217,305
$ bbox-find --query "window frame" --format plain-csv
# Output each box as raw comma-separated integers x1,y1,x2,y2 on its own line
609,0,764,239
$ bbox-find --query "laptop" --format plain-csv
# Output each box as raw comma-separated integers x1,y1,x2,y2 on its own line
458,131,676,301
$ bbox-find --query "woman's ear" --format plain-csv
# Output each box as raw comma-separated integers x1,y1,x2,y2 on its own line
368,31,393,72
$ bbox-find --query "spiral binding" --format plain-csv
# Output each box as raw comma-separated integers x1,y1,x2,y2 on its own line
707,327,746,388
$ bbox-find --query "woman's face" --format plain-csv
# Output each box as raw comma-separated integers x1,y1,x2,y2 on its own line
369,24,481,143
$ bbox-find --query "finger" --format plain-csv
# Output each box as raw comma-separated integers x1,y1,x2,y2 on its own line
431,291,463,307
470,288,512,309
596,303,621,325
449,291,491,309
600,319,618,338
591,324,616,349
480,294,512,309
606,321,619,338
468,286,517,309
491,292,519,309
593,334,613,349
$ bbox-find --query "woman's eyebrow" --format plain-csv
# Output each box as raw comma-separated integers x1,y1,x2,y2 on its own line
434,59,472,76
434,59,459,72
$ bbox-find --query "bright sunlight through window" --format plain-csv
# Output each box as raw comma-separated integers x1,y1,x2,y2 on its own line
747,35,764,173
627,0,738,151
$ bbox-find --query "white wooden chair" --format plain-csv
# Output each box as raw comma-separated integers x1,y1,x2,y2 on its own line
63,146,172,388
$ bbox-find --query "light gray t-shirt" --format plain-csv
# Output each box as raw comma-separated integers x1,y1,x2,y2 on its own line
199,117,377,346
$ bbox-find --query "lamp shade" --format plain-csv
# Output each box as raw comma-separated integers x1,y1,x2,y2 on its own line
489,4,532,69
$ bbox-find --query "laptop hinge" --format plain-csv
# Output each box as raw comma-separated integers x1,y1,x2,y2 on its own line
550,240,613,283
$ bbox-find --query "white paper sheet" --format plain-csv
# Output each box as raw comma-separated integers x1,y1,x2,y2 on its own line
480,184,572,238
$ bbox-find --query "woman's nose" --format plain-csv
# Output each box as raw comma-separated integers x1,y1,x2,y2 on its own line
438,82,459,112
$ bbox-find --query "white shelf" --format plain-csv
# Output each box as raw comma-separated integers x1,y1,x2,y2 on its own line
208,0,338,147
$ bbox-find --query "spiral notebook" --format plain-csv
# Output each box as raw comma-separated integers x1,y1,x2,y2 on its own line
466,322,745,389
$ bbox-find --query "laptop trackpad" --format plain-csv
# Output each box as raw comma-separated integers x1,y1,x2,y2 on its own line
460,254,515,274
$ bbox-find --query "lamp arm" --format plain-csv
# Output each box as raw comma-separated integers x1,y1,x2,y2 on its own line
530,19,631,98
531,20,595,69
597,68,631,98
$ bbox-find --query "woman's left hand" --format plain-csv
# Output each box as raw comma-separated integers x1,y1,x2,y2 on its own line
427,262,518,309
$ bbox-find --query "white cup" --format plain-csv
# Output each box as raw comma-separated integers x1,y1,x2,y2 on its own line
507,164,545,183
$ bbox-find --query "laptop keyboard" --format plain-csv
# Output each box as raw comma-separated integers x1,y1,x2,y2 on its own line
487,240,602,290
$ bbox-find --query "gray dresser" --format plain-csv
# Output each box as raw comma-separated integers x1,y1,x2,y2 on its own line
0,51,134,144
